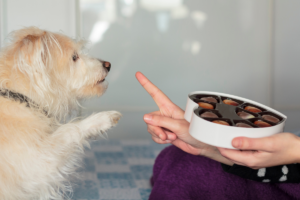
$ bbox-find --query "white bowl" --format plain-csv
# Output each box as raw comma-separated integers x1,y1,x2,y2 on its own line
184,91,287,149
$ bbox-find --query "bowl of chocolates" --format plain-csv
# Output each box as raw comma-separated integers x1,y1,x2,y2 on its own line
184,91,287,149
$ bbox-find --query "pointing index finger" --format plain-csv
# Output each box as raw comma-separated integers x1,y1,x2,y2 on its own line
135,71,173,109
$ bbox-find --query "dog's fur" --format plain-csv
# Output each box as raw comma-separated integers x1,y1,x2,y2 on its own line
0,27,121,200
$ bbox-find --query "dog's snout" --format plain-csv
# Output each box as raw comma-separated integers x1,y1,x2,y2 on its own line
98,59,111,72
104,62,111,72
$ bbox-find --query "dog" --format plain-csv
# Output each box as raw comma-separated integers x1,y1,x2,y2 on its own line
0,27,121,200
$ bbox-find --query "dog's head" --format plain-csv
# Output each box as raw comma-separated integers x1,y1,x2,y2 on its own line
0,27,111,117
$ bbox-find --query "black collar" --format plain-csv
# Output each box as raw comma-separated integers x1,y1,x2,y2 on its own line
0,89,48,116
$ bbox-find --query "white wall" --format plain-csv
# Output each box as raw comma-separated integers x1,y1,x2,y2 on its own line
81,0,272,109
0,0,77,46
273,0,300,133
274,0,300,109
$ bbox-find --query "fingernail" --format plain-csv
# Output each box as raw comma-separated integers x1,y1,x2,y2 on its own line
144,114,152,121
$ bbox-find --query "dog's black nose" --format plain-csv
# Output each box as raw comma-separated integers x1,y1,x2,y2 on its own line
98,59,111,72
103,61,111,72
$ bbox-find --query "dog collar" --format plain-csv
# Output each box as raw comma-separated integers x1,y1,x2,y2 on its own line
0,88,48,116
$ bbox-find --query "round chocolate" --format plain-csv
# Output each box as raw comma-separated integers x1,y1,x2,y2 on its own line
198,102,214,109
223,99,239,106
212,120,230,126
262,115,280,124
200,97,217,103
200,112,218,118
235,122,253,128
245,106,262,113
254,120,272,127
237,111,255,119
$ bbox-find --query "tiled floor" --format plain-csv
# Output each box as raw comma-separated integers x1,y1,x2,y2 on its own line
70,130,300,200
71,139,169,200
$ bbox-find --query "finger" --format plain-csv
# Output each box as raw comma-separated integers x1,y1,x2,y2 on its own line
146,111,178,140
144,114,183,134
147,125,160,139
218,148,262,168
148,111,161,115
144,114,201,147
147,123,177,141
147,124,167,141
232,136,276,152
217,148,247,166
162,129,178,140
135,72,174,109
152,136,172,144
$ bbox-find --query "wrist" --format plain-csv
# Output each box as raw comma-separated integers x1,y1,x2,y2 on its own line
202,147,234,166
295,135,300,163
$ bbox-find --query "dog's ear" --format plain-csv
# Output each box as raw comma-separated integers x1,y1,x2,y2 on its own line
15,28,51,71
12,27,61,92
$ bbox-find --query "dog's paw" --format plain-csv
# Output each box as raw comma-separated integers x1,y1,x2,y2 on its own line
79,111,122,136
108,111,122,126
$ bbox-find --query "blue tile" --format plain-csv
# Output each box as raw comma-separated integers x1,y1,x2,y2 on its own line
150,142,170,150
72,140,170,199
72,180,99,200
139,189,152,200
130,165,153,180
94,152,127,164
92,139,122,146
97,173,136,188
123,146,155,158
83,157,96,172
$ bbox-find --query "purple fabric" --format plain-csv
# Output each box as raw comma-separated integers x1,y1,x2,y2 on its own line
150,145,300,200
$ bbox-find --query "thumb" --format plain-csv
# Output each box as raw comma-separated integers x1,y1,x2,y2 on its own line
232,136,275,151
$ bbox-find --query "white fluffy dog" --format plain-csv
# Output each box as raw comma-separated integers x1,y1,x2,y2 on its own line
0,27,121,199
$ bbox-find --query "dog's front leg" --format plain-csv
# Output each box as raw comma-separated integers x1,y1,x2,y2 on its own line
52,111,121,146
78,111,122,139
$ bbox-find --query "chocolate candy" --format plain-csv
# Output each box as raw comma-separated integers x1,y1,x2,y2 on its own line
262,115,280,124
235,122,253,128
200,97,217,103
237,111,255,119
254,120,272,127
198,102,214,109
212,120,230,126
192,93,284,129
200,112,218,118
223,99,239,106
245,106,262,113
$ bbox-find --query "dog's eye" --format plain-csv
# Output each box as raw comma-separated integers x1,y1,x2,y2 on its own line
72,53,78,62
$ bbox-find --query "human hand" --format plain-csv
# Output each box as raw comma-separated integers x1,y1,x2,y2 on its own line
135,71,184,142
144,112,232,164
218,132,300,169
135,72,233,165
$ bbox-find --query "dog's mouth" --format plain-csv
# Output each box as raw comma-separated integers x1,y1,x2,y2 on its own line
96,78,106,84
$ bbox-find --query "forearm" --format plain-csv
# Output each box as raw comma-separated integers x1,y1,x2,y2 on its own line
292,135,300,164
